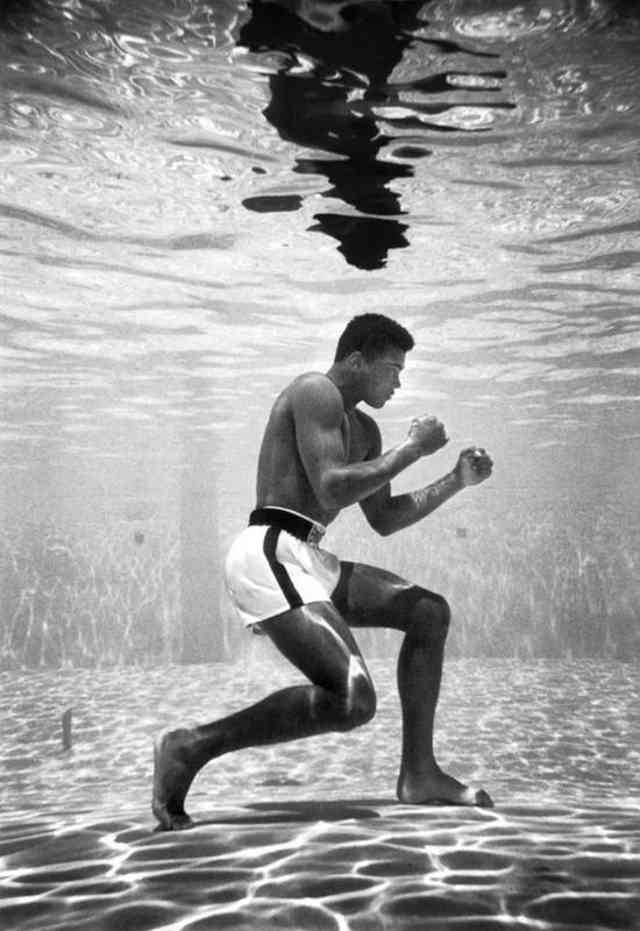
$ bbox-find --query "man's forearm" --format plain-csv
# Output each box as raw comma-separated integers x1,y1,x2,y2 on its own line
322,441,421,509
380,470,463,535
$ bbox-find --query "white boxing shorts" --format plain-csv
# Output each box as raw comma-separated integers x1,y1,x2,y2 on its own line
224,507,342,629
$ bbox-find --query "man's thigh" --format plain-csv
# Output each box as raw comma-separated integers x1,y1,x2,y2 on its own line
259,600,372,691
332,561,442,631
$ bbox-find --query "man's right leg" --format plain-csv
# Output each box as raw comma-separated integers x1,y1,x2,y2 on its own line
333,562,493,808
152,601,376,830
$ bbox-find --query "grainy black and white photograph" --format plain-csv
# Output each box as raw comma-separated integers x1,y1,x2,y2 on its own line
1,1,639,929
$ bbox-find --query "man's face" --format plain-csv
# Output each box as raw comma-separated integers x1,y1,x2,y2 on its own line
362,346,405,408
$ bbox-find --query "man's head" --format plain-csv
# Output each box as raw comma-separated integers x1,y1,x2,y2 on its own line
333,314,414,408
335,313,414,363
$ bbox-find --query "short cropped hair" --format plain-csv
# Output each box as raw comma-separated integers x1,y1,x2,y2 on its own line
334,313,414,362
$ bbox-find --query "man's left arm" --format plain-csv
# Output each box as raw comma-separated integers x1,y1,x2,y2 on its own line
361,446,493,536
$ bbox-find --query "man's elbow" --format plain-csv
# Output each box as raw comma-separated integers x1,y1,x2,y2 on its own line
318,474,349,511
375,522,395,537
367,511,396,537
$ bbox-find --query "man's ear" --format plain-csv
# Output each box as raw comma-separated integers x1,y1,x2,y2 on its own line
346,351,365,371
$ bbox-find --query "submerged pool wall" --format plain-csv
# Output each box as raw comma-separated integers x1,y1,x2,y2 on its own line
1,500,637,669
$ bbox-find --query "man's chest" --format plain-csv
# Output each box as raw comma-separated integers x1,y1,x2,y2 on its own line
342,411,371,463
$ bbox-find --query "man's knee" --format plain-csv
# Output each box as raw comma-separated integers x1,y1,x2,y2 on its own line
336,675,377,731
402,587,451,642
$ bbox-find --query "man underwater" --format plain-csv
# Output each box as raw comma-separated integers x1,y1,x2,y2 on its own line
153,313,494,829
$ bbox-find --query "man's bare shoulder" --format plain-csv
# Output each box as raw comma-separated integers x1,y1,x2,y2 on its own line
287,372,344,421
289,371,341,396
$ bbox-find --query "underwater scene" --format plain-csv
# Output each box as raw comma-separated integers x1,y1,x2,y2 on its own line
1,0,639,929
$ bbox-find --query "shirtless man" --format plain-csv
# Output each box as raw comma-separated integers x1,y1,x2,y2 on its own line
153,313,494,829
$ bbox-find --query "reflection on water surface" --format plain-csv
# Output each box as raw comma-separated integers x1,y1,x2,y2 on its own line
238,0,513,268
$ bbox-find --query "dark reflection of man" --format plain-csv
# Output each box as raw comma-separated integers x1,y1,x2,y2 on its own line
238,0,429,269
237,0,509,270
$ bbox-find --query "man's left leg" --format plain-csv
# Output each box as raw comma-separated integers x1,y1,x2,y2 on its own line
332,562,493,807
152,601,376,829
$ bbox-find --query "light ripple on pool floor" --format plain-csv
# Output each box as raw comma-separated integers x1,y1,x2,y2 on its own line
1,800,639,931
1,661,638,929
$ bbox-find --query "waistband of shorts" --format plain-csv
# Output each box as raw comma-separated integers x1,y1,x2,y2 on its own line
248,507,326,544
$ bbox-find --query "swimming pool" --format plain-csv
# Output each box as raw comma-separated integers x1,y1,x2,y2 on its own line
1,3,639,926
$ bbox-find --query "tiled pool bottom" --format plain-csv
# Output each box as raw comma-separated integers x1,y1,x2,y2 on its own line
1,658,639,929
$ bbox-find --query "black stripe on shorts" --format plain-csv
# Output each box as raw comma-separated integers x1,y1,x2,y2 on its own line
263,526,303,610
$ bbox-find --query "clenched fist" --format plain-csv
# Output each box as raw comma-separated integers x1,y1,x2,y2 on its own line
407,415,448,456
455,447,493,487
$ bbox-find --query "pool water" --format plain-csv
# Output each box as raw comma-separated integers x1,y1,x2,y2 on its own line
1,3,640,927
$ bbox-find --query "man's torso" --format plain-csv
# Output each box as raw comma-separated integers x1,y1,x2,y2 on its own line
255,372,375,525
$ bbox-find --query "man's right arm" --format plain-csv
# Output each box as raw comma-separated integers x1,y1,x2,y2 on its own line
292,376,435,510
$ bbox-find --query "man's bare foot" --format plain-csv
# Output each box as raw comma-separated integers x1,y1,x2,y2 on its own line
152,729,201,830
397,767,494,808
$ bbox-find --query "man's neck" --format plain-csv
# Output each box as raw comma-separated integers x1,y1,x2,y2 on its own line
325,364,361,411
